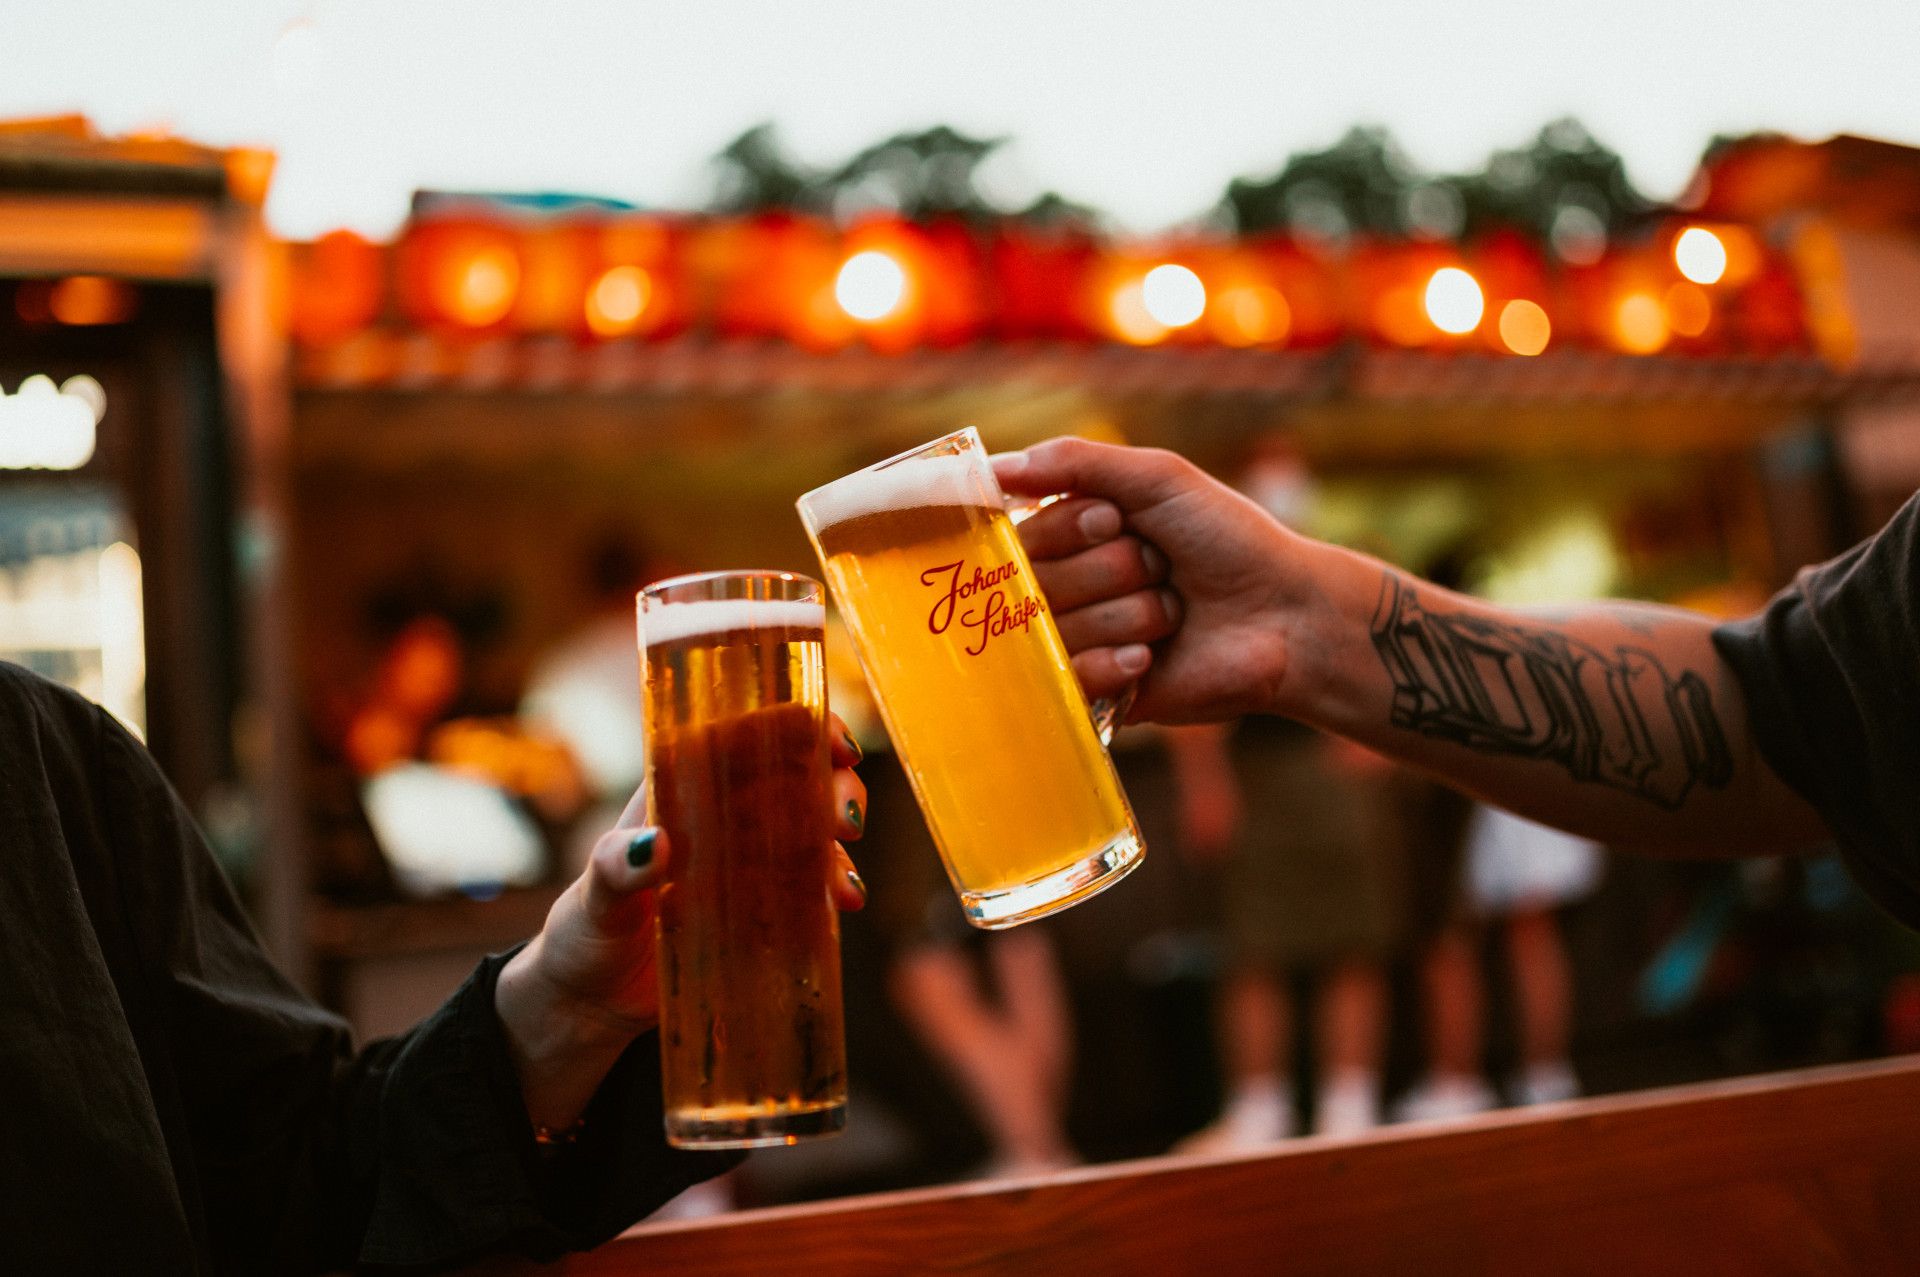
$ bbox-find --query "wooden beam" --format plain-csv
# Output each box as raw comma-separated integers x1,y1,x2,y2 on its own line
0,195,217,281
473,1057,1920,1276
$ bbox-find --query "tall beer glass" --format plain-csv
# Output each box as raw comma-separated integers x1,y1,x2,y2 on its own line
638,571,847,1148
798,428,1144,928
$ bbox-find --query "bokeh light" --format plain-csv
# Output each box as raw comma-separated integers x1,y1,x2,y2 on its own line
1664,281,1712,337
1213,282,1290,347
1613,292,1670,354
1674,227,1728,285
441,246,519,327
1107,279,1167,344
1497,299,1552,356
1423,267,1484,334
584,265,653,337
1141,264,1206,328
834,250,908,321
49,276,137,326
0,374,103,471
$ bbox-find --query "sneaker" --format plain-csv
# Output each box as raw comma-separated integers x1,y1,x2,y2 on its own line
1391,1074,1497,1124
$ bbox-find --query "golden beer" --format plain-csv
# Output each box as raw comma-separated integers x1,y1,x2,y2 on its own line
639,572,846,1148
799,429,1143,928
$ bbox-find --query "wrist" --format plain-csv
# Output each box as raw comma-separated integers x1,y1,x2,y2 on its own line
496,940,642,1132
1269,538,1391,731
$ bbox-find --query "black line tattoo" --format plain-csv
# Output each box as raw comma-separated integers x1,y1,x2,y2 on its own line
1370,575,1733,810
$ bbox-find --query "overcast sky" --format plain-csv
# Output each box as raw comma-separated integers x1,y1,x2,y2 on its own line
4,0,1917,237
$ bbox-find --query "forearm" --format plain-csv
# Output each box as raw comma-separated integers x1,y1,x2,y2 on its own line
1278,542,1827,857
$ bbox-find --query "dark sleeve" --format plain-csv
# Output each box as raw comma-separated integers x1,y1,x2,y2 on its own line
1711,490,1920,930
94,709,737,1273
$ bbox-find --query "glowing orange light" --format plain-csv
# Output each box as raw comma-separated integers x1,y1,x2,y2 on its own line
440,245,519,327
585,265,653,337
1375,284,1431,347
1213,282,1290,347
1423,267,1484,334
1497,299,1551,356
1664,281,1712,338
835,250,908,321
49,275,137,326
1141,263,1206,327
1613,292,1670,354
1107,278,1167,345
1673,227,1728,285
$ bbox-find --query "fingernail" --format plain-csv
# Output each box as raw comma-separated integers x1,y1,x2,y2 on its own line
845,800,865,834
845,868,868,905
840,726,863,763
1140,543,1169,579
627,828,659,871
1115,644,1152,675
995,450,1029,475
1158,587,1183,623
1079,503,1122,542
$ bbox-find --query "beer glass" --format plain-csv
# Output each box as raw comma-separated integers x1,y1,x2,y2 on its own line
797,428,1144,928
638,571,847,1147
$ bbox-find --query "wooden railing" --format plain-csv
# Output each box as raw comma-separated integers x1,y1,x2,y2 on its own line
482,1057,1920,1276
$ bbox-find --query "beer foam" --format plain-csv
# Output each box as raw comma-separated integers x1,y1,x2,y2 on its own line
641,599,825,648
802,452,992,531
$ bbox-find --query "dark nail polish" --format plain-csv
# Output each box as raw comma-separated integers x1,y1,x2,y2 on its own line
846,869,868,905
840,727,863,763
627,829,658,871
845,800,864,834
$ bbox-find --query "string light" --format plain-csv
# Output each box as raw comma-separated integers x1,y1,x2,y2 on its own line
1107,279,1167,345
1424,267,1484,334
1674,227,1728,285
1498,299,1551,356
1213,283,1290,347
835,250,907,321
1613,292,1670,355
49,276,137,326
585,265,653,337
440,245,519,327
1140,264,1206,328
1664,281,1712,338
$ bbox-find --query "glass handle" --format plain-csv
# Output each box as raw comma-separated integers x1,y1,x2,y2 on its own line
1003,492,1135,747
1089,685,1135,748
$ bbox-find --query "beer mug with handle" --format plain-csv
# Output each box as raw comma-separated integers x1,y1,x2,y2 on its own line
798,427,1145,928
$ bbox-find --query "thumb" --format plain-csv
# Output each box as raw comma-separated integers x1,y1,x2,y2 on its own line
583,824,670,929
992,437,1194,513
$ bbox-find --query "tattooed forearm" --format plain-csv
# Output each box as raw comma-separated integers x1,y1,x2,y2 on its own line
1369,575,1733,810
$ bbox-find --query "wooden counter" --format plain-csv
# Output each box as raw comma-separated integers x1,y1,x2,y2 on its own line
477,1056,1920,1276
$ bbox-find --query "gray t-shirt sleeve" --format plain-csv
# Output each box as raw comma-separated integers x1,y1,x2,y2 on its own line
1712,490,1920,930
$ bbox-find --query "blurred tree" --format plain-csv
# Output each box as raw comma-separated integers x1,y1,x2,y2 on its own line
1013,190,1103,229
1218,119,1655,260
824,125,1008,221
1217,126,1420,245
707,123,825,215
1454,118,1654,259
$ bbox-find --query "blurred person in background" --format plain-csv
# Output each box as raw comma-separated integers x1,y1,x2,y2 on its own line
0,659,868,1275
994,437,1910,943
1398,803,1602,1121
1170,723,1397,1150
865,748,1081,1178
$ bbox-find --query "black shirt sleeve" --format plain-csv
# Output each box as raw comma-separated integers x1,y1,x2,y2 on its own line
92,706,737,1272
1711,490,1920,930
